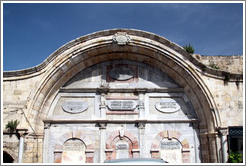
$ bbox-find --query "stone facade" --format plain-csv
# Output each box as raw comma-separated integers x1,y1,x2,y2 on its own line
2,29,243,163
194,54,243,73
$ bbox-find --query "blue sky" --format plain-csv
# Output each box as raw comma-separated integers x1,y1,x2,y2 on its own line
2,2,244,71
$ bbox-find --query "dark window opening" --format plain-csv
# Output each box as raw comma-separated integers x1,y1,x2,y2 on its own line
3,151,14,163
227,126,243,163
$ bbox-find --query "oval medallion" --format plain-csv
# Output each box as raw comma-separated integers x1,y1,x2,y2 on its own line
62,100,88,114
109,67,134,81
155,98,180,113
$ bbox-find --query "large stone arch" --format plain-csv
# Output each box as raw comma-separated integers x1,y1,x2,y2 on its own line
22,29,225,162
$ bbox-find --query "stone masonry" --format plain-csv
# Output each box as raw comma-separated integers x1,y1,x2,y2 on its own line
2,29,243,163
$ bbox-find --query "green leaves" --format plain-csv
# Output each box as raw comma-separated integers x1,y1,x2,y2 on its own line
208,63,220,70
5,120,20,133
228,151,243,163
183,43,195,54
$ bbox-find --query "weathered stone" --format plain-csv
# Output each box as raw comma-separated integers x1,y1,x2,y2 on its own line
3,29,242,164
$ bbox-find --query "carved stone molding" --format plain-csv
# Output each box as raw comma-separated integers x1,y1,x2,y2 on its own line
98,122,107,130
217,128,228,136
16,128,28,137
190,121,200,129
44,123,51,129
112,32,131,45
137,122,146,129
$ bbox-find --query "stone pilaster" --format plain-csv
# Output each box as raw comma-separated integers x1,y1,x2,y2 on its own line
98,89,107,119
218,128,228,163
137,122,146,158
137,89,145,119
98,122,107,163
16,129,28,163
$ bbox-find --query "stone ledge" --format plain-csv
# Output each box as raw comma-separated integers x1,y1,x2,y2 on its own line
43,119,199,124
59,87,185,93
105,149,113,152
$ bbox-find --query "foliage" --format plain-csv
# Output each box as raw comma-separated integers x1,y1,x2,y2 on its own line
227,151,243,163
208,63,220,70
5,120,20,133
183,43,195,54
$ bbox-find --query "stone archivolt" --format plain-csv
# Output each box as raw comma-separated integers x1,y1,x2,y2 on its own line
3,29,243,163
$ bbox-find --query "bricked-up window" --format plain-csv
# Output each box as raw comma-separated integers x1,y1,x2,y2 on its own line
116,141,129,159
228,126,243,159
160,138,182,163
62,138,86,163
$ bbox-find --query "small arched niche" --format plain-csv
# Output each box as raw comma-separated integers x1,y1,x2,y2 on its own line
61,138,86,163
159,138,183,163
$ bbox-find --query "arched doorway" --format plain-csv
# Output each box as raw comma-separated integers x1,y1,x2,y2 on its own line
3,151,14,163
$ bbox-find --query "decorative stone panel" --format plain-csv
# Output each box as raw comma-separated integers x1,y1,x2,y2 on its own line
54,131,94,163
105,130,139,160
106,64,138,83
151,130,190,163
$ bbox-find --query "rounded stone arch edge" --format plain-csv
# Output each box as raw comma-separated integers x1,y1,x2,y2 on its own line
105,130,140,160
150,130,191,163
15,29,220,130
3,148,17,163
21,29,220,135
151,130,189,150
53,130,94,163
54,130,94,150
31,50,220,132
105,130,139,149
3,28,241,79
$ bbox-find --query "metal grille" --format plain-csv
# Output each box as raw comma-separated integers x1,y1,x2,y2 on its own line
229,126,243,136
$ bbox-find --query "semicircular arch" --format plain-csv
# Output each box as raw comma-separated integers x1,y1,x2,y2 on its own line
24,29,221,162
29,45,220,133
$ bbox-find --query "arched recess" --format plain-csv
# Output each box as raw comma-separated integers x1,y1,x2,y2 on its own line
24,29,221,162
3,148,17,163
54,131,94,163
151,130,190,163
3,151,14,163
105,130,139,160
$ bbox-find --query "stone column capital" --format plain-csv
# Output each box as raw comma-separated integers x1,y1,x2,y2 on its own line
98,122,107,129
217,127,228,136
44,122,51,129
190,121,200,129
97,87,109,94
137,122,146,129
16,128,28,137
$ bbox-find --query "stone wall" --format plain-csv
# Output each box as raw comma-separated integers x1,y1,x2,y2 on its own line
3,133,20,162
201,76,244,127
3,75,42,129
193,54,243,73
2,29,243,163
3,75,44,163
